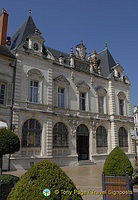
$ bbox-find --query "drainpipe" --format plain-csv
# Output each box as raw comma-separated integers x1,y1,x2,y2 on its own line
9,58,17,171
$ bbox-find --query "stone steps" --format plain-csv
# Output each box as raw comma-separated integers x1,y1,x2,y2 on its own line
78,160,95,166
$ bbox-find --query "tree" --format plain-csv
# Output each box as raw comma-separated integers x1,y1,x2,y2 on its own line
8,160,83,200
103,146,133,176
0,128,20,175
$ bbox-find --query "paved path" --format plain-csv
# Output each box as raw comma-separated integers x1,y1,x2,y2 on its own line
3,163,138,200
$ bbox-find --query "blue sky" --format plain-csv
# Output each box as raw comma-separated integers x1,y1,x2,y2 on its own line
1,0,138,113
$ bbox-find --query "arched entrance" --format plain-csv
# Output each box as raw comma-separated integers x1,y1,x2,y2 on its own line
76,124,89,160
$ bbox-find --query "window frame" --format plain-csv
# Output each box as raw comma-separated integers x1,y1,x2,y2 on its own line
29,80,39,103
53,122,69,148
96,126,107,148
98,96,104,114
119,99,124,116
0,82,6,105
118,127,128,147
22,119,42,148
57,87,65,108
79,92,86,111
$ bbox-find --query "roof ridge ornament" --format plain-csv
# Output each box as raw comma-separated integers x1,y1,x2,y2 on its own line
70,47,74,57
105,41,107,48
29,9,31,16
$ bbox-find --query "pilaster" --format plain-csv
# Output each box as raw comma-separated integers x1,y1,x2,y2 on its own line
46,116,53,156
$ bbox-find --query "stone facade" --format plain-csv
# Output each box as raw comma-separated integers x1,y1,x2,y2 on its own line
134,106,138,156
0,11,135,170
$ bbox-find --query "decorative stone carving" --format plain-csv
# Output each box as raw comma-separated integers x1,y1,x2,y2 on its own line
53,75,70,85
71,71,75,81
76,40,87,59
90,76,94,85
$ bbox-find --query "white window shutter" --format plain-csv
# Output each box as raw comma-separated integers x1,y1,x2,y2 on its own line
6,83,13,105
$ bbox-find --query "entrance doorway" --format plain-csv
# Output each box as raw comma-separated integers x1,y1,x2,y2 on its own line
76,124,89,160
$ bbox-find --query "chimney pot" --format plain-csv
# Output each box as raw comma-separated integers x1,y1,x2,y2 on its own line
0,8,8,45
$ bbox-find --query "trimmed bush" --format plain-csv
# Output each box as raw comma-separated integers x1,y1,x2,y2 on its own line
0,174,19,200
0,128,20,175
103,146,133,176
8,160,83,200
0,174,19,187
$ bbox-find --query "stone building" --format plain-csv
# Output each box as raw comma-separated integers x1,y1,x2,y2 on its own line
0,10,135,170
0,9,16,170
134,106,138,156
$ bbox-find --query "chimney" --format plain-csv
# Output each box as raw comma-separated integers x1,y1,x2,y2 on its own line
88,50,98,72
0,8,8,45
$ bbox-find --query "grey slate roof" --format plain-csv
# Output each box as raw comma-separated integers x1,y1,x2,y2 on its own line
10,15,36,50
9,15,116,78
0,45,15,59
97,47,116,77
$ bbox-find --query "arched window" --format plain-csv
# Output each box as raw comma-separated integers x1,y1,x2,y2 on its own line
53,122,68,148
118,92,126,116
96,126,107,153
76,124,89,136
118,127,128,147
22,119,42,147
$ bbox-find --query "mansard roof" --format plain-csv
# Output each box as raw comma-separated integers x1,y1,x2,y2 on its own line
0,45,15,59
10,15,36,50
9,14,116,78
97,47,116,77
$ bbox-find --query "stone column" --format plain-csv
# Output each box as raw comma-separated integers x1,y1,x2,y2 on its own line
110,120,118,150
46,116,53,157
47,64,53,112
41,122,46,156
69,129,77,155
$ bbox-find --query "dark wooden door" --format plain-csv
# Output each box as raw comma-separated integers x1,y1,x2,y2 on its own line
77,135,89,160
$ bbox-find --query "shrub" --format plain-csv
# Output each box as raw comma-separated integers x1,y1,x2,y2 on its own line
0,174,19,187
0,128,20,175
8,160,83,200
0,174,19,200
103,146,133,176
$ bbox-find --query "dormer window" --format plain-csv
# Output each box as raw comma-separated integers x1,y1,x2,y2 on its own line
33,43,38,51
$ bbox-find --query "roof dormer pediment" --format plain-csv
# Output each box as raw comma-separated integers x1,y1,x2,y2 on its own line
53,75,70,85
76,81,90,91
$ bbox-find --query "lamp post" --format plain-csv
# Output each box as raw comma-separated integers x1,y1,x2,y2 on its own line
0,179,3,199
8,124,16,171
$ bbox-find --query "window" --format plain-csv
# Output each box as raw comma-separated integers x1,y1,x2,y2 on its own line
33,43,38,51
98,96,104,114
22,119,42,147
0,83,6,105
53,122,68,148
118,127,128,147
29,81,39,103
58,88,65,108
96,126,107,147
119,99,124,115
79,92,86,111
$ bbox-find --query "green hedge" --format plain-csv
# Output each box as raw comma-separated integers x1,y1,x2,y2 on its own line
0,174,19,200
103,146,133,176
0,174,19,187
8,160,83,200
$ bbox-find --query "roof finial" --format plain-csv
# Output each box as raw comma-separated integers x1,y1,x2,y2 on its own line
29,9,31,16
70,47,74,57
81,40,83,45
105,41,107,48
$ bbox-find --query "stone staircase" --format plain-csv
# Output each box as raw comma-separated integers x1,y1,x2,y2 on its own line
78,160,95,166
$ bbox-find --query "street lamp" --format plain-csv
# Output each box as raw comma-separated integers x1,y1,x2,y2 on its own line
0,179,3,199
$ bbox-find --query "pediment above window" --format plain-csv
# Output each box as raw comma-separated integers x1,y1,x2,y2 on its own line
123,76,130,85
76,81,90,91
27,68,43,79
95,86,107,96
118,91,126,100
53,75,70,85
